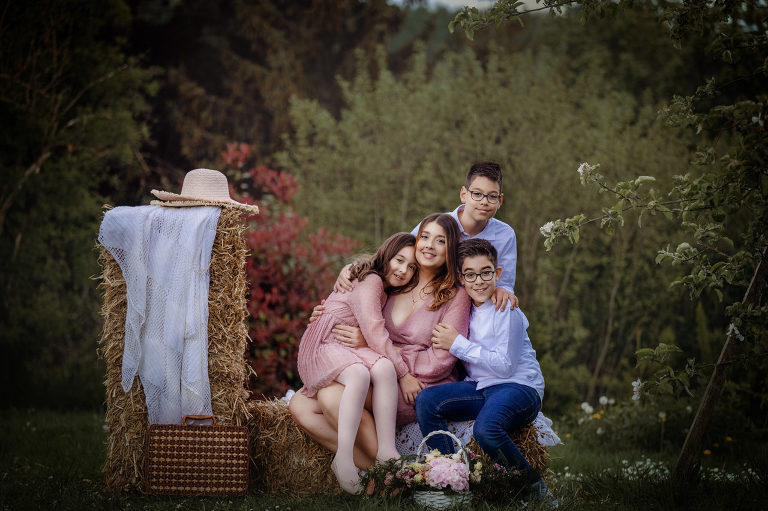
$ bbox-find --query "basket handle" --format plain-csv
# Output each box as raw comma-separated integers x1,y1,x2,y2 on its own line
416,429,471,472
182,414,217,426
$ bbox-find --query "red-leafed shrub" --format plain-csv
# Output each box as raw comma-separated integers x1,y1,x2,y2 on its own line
222,142,359,398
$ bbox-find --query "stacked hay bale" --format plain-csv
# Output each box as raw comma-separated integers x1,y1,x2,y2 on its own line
98,208,252,491
247,398,338,494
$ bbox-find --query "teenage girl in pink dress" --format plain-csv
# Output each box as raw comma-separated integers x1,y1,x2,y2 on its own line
296,232,418,493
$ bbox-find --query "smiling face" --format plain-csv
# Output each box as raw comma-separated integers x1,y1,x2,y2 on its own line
385,245,417,288
460,254,502,306
459,175,503,225
416,221,447,272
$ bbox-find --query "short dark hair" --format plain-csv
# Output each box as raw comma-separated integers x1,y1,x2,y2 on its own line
465,161,502,190
457,238,498,269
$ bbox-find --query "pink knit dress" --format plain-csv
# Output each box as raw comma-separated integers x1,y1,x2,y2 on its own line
384,286,471,425
297,275,410,398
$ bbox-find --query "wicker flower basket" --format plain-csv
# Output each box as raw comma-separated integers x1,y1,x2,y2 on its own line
412,430,473,510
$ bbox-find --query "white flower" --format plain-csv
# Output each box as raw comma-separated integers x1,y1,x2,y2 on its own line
577,162,590,176
581,401,594,414
658,411,666,419
539,221,554,236
599,396,608,406
596,427,604,435
727,323,745,342
632,378,642,401
608,398,615,405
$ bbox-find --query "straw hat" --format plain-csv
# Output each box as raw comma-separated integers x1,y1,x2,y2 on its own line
151,168,259,215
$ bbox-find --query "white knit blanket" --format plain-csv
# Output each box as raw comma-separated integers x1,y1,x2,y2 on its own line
99,205,220,424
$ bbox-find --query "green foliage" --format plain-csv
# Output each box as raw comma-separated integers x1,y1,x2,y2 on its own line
0,0,154,408
451,0,768,423
278,38,704,414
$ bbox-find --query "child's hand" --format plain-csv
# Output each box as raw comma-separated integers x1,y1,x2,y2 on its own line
333,264,354,293
491,287,518,311
399,373,426,405
308,300,325,324
431,323,459,351
333,325,367,348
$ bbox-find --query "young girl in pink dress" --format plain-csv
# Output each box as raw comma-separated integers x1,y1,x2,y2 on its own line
290,214,470,482
296,232,418,493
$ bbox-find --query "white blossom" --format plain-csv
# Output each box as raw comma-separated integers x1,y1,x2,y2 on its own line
632,378,642,401
539,221,554,236
599,396,608,406
727,323,745,342
658,411,666,419
581,401,594,414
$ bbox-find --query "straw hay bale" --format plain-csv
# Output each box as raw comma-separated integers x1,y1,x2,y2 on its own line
246,398,339,495
466,423,550,475
244,397,548,495
97,208,252,492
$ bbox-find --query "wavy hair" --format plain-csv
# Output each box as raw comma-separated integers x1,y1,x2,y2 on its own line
349,232,418,295
416,213,461,310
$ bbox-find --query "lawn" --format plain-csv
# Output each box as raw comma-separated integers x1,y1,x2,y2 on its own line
1,408,765,510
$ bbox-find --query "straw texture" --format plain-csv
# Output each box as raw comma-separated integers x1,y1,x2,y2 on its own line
98,207,252,492
246,398,340,495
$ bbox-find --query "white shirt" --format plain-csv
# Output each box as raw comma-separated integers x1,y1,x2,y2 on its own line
412,205,517,292
449,300,544,398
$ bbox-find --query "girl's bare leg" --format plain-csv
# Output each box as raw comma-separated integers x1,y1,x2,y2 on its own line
318,383,379,465
332,364,370,493
369,358,401,462
288,389,374,469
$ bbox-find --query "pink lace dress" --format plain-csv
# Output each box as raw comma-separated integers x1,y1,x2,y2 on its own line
385,286,471,425
297,275,409,398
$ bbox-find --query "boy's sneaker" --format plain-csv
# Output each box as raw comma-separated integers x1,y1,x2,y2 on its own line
530,477,559,508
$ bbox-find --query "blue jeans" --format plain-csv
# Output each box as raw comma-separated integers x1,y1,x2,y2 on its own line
415,380,541,479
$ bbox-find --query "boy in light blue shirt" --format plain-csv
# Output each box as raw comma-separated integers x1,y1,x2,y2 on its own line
415,238,554,503
410,161,518,309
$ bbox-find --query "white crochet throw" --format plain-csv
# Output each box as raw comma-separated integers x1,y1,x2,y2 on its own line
99,205,220,424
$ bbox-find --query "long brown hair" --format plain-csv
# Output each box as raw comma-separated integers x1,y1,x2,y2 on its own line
416,213,461,310
349,232,418,295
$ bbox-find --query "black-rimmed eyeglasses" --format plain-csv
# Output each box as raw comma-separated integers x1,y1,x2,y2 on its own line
461,270,495,282
467,189,502,204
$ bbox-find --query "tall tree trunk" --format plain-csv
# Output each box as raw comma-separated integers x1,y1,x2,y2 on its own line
554,242,579,320
586,272,621,403
672,248,768,482
0,150,51,236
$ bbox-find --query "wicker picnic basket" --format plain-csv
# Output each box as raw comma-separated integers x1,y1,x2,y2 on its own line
413,430,473,510
144,414,249,496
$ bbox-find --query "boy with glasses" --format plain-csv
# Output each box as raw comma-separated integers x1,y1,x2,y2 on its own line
412,160,518,310
335,161,517,309
416,238,555,504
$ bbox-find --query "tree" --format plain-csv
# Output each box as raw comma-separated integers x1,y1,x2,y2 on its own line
221,143,359,397
277,43,699,413
0,0,154,407
451,0,768,480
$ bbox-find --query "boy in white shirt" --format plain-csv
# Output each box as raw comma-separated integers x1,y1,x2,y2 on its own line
416,238,554,502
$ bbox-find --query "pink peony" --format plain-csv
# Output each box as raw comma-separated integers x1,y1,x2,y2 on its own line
427,457,469,491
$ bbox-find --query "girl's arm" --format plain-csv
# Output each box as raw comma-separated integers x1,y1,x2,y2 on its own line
348,276,409,378
400,287,470,383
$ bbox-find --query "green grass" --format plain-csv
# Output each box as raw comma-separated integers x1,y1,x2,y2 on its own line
1,409,765,510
